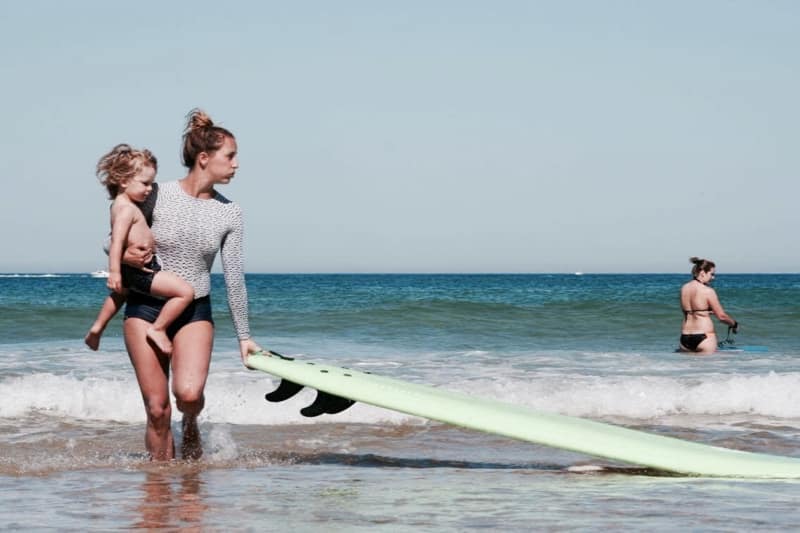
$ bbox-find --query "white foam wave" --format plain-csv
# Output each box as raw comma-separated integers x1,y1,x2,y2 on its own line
461,372,800,420
0,273,64,278
0,371,417,426
0,373,144,422
3,370,800,426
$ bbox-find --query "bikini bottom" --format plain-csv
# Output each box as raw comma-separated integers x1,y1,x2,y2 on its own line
680,333,707,351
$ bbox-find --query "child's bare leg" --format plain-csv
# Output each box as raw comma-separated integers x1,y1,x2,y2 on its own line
85,292,126,350
146,272,194,355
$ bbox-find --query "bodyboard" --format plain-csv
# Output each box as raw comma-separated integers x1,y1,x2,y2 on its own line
717,345,769,353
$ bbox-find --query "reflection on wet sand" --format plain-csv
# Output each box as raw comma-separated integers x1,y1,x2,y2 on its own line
133,466,208,530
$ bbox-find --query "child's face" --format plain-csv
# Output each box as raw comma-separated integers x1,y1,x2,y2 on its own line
121,165,156,203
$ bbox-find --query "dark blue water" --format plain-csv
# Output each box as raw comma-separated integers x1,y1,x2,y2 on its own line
3,273,800,531
3,273,798,352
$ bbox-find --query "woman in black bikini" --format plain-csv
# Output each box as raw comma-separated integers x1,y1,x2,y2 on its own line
679,257,738,354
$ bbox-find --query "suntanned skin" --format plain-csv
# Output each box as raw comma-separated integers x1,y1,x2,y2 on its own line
123,135,263,460
124,318,212,460
679,267,737,355
85,165,194,355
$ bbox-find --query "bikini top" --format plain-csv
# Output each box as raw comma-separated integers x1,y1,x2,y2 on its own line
683,278,712,315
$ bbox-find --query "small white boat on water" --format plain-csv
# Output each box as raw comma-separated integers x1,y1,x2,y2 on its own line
90,269,109,278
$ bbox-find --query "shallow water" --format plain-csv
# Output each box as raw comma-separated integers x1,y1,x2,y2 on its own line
2,273,800,530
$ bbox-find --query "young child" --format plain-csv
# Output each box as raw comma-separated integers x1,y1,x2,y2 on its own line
84,144,194,355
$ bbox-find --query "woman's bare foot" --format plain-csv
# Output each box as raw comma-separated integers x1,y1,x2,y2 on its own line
146,327,173,355
181,415,202,461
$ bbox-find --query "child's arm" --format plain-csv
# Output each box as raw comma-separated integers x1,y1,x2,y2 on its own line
107,203,137,294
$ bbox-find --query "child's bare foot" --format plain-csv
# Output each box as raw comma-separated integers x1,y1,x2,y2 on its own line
84,329,101,350
146,327,173,355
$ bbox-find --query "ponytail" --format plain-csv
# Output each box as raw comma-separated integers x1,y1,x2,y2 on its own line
181,108,235,169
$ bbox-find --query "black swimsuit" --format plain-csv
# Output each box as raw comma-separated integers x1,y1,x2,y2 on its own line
681,306,713,351
121,256,162,294
683,308,712,316
680,333,707,351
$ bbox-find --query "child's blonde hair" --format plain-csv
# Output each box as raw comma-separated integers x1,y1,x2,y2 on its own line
96,144,158,199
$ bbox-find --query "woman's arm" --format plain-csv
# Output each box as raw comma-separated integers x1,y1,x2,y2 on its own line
219,204,262,363
121,244,154,270
707,289,737,328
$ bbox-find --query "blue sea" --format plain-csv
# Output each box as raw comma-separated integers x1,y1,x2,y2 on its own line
2,273,800,531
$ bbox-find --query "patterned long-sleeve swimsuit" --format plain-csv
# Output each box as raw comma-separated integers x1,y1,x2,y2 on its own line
140,181,250,340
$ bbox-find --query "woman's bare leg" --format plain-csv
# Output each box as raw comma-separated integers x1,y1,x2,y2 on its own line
171,320,214,460
697,333,718,355
124,317,175,460
146,272,195,355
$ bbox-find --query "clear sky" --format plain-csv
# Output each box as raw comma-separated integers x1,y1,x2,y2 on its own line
1,1,797,273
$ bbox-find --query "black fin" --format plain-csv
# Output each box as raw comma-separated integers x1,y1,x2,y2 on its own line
319,393,356,415
268,350,294,361
265,379,304,403
300,391,356,417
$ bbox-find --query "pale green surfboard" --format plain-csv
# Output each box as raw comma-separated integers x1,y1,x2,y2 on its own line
247,352,800,478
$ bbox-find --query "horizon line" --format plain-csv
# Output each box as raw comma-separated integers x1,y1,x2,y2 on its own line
3,271,799,276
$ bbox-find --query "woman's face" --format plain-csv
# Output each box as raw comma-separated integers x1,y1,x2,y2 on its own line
697,268,716,284
206,136,239,184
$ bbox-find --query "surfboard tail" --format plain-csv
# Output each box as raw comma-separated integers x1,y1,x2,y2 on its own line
265,378,357,417
248,353,800,478
264,379,304,403
300,390,356,417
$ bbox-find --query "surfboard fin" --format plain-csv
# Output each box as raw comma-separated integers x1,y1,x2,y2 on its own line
267,350,294,361
300,390,356,417
265,379,304,402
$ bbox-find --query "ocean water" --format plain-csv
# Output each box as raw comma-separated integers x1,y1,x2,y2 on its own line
2,273,800,531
